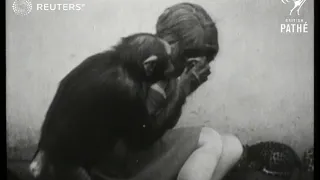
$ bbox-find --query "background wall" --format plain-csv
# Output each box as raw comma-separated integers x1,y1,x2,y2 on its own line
6,0,314,159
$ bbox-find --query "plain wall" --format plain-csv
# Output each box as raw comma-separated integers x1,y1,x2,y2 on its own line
6,0,314,159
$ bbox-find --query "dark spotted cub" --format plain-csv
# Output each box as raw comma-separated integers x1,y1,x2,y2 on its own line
231,141,301,179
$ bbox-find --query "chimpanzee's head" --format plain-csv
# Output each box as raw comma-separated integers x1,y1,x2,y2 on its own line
156,3,219,78
114,33,175,83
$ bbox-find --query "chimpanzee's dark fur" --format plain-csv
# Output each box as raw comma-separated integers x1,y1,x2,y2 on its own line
35,33,181,179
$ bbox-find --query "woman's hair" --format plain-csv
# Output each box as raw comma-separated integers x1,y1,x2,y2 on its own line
156,2,219,59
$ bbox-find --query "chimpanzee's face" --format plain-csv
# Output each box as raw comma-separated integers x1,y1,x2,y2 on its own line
162,40,175,78
155,40,175,79
143,39,175,83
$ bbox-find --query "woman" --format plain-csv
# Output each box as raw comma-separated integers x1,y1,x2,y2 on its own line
92,3,243,180
156,3,243,180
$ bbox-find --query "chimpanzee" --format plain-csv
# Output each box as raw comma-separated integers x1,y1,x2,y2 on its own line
30,33,182,179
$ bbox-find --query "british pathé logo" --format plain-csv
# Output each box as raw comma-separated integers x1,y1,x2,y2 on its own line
280,0,308,34
281,0,306,16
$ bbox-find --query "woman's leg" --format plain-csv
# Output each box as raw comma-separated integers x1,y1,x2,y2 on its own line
210,134,243,180
177,127,243,180
177,127,223,180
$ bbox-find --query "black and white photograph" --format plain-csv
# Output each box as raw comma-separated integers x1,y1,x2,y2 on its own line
6,0,314,180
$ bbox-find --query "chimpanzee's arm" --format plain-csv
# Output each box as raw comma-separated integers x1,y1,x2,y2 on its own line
125,79,188,150
136,64,209,148
148,79,187,129
147,59,211,131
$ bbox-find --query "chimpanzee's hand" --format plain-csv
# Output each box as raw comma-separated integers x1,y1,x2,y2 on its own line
178,60,211,96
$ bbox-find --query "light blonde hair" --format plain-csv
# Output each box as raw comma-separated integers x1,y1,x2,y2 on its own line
156,2,219,59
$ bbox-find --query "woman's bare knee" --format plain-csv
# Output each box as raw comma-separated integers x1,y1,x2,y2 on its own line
221,134,244,162
198,127,223,156
177,127,223,180
207,134,243,180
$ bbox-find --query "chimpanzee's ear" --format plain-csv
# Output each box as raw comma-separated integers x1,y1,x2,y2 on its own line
143,55,158,76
